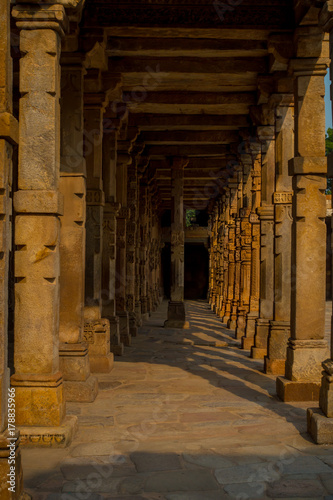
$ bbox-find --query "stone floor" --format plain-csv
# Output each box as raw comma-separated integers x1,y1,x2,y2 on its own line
22,301,333,500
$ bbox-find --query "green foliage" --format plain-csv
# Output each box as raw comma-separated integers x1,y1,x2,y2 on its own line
186,209,196,227
326,128,333,156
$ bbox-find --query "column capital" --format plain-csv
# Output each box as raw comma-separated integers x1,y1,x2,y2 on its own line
12,4,69,37
319,1,333,33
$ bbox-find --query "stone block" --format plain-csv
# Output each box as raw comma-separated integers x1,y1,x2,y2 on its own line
19,415,78,448
0,112,19,144
11,372,65,427
14,190,63,216
63,375,98,403
307,408,333,445
276,376,321,402
264,357,286,376
165,301,189,329
83,318,115,372
285,340,329,382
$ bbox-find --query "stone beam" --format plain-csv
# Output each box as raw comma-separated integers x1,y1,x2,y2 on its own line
145,145,230,158
139,130,239,145
129,114,249,130
107,37,268,58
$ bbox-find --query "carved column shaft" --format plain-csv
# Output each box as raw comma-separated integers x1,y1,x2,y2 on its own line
0,0,24,492
11,5,77,444
242,144,262,349
252,126,275,359
265,101,294,375
165,158,189,329
277,28,330,402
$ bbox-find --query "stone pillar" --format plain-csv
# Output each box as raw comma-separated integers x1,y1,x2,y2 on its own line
229,170,243,330
277,27,330,402
0,0,25,493
139,183,149,320
209,206,219,311
11,4,77,445
101,121,123,356
236,154,253,339
242,143,262,350
84,104,104,312
225,181,238,328
126,158,139,337
252,126,275,359
308,4,333,443
165,158,189,329
265,98,294,375
58,58,98,401
115,145,132,345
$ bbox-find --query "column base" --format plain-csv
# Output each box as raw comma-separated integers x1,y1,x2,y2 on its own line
251,347,267,359
276,376,321,402
164,301,189,329
264,321,289,375
129,313,138,337
59,343,98,402
11,372,65,427
319,360,333,418
307,408,333,445
235,308,247,340
84,318,116,371
117,311,131,346
251,318,270,359
227,319,237,330
19,415,78,448
264,357,286,375
241,312,258,350
0,429,24,499
89,354,114,373
63,376,98,403
108,316,124,356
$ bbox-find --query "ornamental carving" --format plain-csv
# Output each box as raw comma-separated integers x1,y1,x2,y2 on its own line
274,192,293,204
86,189,105,206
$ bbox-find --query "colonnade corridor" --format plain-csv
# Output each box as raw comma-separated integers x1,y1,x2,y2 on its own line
20,300,333,499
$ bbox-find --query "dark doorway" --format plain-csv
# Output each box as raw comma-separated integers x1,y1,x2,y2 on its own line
184,243,209,300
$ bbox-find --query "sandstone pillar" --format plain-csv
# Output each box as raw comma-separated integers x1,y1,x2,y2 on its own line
242,143,261,350
225,180,238,329
265,98,294,375
0,0,24,493
11,4,77,445
139,183,149,320
59,58,98,401
101,121,123,356
277,27,330,402
165,158,189,328
308,5,333,442
252,126,275,359
126,157,139,337
236,154,253,339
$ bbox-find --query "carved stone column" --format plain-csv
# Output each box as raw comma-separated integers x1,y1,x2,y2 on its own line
242,143,261,350
165,158,189,329
101,120,123,356
11,4,77,445
265,98,294,375
236,154,253,339
277,28,330,402
139,183,149,320
126,158,139,337
252,126,275,359
58,58,98,401
308,5,333,443
102,202,123,356
0,0,25,493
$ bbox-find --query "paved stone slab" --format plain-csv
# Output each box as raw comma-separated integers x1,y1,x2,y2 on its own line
215,463,269,485
144,470,219,492
130,452,182,472
224,482,267,499
266,478,325,498
182,453,235,469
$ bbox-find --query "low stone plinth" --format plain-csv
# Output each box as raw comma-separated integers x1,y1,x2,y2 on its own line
84,319,115,373
19,415,78,448
276,377,321,402
307,408,333,445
